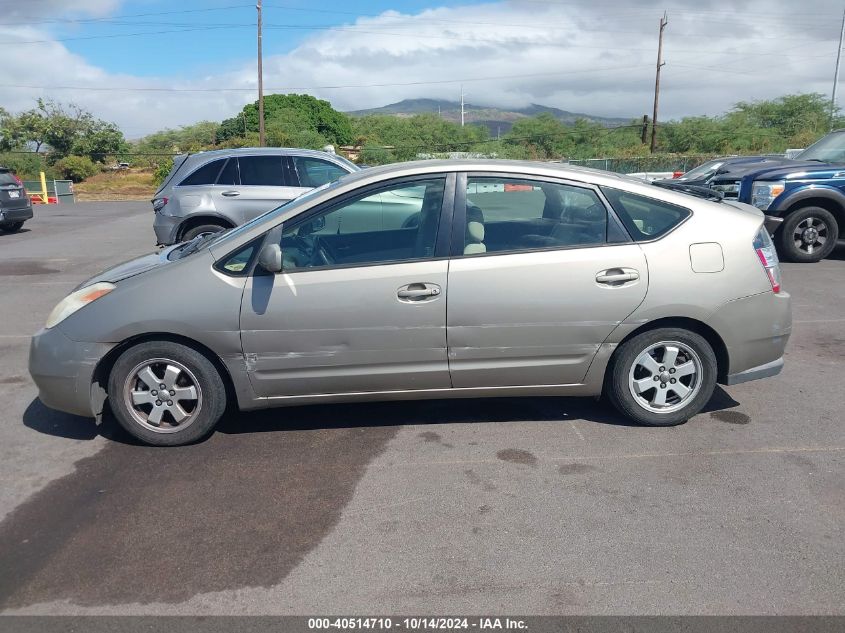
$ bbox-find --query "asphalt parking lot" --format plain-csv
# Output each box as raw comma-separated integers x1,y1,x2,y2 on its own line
0,202,842,615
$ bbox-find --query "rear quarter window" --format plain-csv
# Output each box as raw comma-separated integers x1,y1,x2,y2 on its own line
601,187,690,241
179,159,226,186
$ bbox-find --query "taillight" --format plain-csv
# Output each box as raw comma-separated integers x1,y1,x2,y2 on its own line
152,197,168,212
11,173,22,186
753,227,782,293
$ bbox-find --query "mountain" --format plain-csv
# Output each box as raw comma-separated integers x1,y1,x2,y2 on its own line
347,99,632,135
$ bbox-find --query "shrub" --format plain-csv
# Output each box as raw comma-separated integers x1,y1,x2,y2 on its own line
153,158,173,186
54,155,99,181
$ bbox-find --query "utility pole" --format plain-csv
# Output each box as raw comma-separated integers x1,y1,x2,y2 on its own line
831,8,845,130
460,84,465,127
257,0,265,147
650,11,667,153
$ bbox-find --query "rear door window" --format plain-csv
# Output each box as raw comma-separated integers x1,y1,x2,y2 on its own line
461,177,608,255
179,159,226,186
601,187,690,240
217,158,240,186
238,156,284,186
293,157,349,188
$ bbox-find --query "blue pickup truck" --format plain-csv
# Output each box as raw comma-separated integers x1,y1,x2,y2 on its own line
677,129,845,263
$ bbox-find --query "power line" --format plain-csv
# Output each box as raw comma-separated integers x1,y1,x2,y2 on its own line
0,64,646,93
0,4,253,27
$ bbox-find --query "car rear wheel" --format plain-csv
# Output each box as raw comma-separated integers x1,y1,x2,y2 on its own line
0,222,24,233
108,341,227,446
606,328,717,426
777,206,838,263
181,223,226,242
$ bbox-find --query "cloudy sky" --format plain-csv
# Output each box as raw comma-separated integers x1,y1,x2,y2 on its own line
0,0,842,137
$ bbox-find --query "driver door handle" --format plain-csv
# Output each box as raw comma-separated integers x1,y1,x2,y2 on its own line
397,283,441,302
221,190,240,197
596,268,640,285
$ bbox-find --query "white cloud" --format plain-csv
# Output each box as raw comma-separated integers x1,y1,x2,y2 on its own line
0,0,840,136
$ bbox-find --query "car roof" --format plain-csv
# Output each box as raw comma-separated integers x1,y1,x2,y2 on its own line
182,147,346,163
331,159,633,189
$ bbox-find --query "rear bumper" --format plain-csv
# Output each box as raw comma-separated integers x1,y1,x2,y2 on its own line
0,205,33,224
725,357,783,385
29,326,115,418
710,290,792,386
153,211,180,246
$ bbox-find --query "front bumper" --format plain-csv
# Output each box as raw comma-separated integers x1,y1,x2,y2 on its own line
29,327,115,418
0,205,34,224
153,211,180,246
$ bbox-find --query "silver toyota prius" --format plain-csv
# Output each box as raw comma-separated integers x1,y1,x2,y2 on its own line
29,160,792,446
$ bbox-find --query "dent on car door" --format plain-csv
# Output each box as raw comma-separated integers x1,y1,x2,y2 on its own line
239,174,454,398
446,174,648,388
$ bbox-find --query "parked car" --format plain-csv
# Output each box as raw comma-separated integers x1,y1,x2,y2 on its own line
0,167,33,233
665,130,845,262
152,148,359,245
31,160,791,446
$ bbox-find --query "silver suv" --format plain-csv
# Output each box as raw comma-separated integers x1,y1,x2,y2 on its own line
152,148,359,245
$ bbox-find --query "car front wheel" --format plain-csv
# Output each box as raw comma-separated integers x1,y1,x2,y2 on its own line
777,206,838,263
108,341,227,446
606,328,717,426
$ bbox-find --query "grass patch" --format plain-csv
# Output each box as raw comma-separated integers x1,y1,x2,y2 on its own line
74,169,156,201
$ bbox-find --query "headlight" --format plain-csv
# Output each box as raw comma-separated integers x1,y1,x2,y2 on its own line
45,282,115,329
750,180,785,210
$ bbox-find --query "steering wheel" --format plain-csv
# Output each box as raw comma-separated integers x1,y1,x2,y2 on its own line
314,241,333,267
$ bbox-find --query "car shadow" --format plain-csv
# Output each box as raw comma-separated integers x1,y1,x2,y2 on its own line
0,228,31,238
23,386,741,444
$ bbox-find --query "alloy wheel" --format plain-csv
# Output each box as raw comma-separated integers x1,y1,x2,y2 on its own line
123,358,203,433
628,341,703,414
793,216,828,255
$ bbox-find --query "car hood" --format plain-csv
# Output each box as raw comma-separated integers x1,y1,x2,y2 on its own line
73,246,180,291
711,157,843,181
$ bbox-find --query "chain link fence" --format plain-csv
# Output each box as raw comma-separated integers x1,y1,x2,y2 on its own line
565,155,718,174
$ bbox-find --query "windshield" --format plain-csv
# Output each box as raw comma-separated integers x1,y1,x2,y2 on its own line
677,160,723,182
202,178,345,249
331,154,360,172
796,131,845,163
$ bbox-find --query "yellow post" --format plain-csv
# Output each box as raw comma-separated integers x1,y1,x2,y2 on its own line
38,171,49,204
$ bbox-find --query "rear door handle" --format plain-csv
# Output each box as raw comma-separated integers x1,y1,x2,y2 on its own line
596,268,640,285
221,190,240,197
397,283,441,302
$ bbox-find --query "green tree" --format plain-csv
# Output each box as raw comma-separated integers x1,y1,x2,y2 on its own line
0,99,127,163
217,94,353,146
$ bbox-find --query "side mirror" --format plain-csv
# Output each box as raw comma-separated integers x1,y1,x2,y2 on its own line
257,243,283,273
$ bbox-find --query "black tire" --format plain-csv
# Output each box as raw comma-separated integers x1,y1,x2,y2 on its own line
605,327,717,427
108,341,227,446
181,223,226,242
777,206,838,263
0,222,24,233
